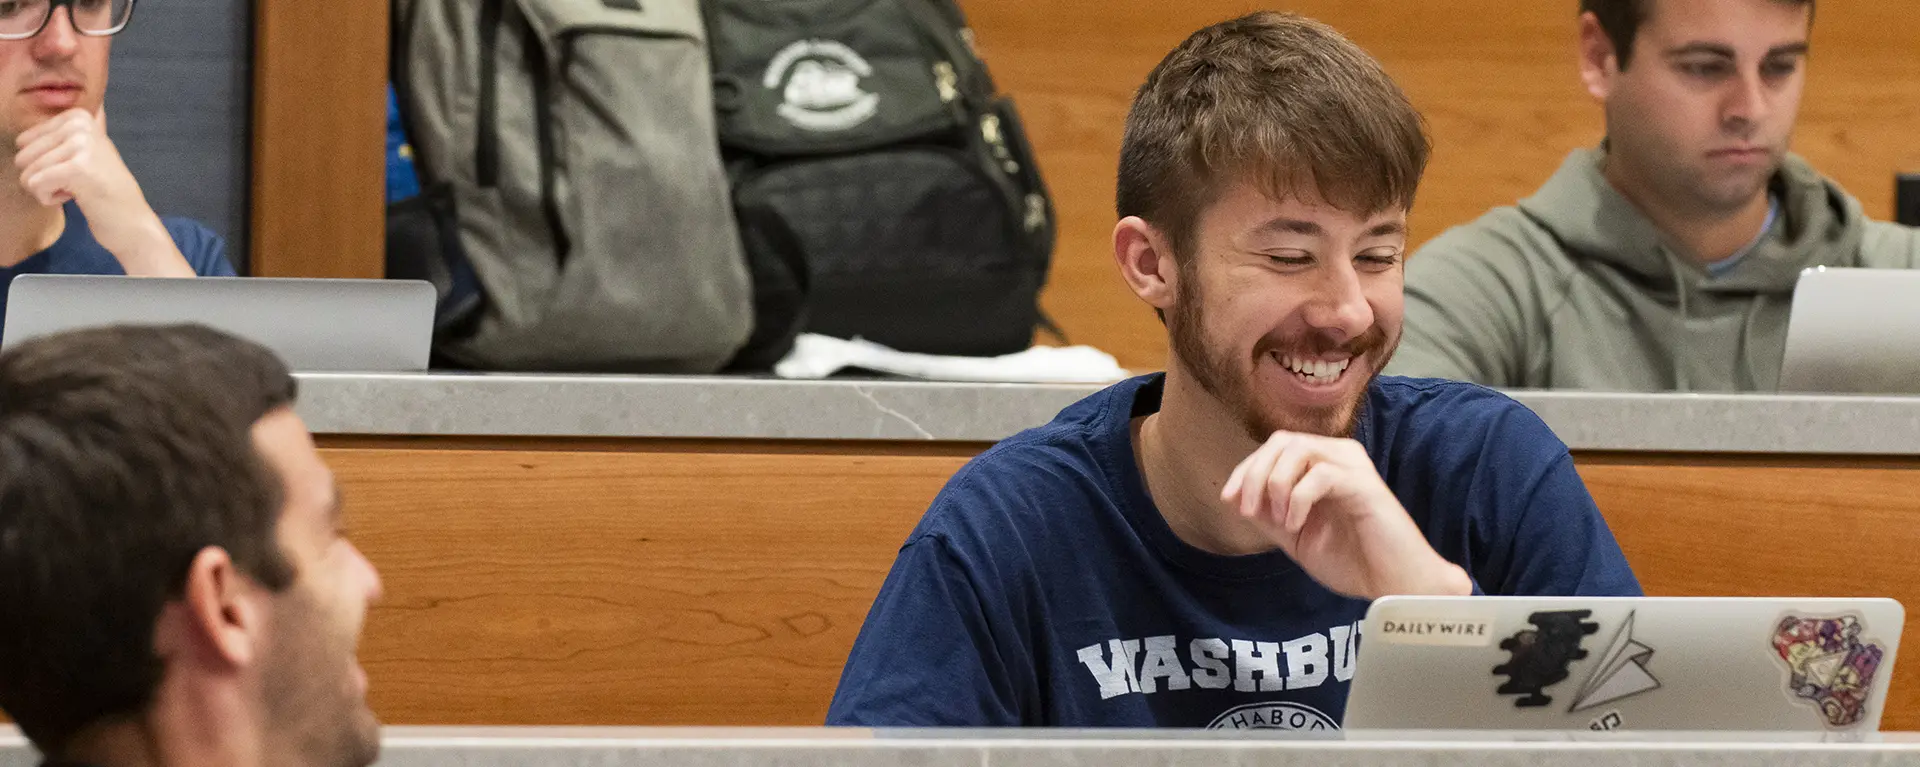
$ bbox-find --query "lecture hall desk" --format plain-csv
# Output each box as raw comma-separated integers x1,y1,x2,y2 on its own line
6,726,1920,766
296,374,1920,728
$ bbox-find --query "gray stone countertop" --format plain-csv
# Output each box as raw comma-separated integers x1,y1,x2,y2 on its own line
7,727,1920,766
293,372,1920,455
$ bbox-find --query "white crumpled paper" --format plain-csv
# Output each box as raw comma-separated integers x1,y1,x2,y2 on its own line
773,333,1130,384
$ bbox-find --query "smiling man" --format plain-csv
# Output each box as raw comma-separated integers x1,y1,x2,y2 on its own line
0,325,383,767
1391,0,1920,391
826,12,1639,730
0,0,233,331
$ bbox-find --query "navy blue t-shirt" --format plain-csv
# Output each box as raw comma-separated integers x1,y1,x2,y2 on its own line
0,202,235,337
827,373,1641,729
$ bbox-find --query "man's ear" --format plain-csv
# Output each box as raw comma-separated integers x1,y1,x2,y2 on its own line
1577,12,1621,103
1113,216,1179,314
152,547,265,670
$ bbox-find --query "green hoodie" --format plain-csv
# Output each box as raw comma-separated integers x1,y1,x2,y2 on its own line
1389,148,1920,391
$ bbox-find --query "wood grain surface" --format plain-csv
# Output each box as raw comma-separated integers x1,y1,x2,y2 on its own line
249,0,389,278
325,438,1920,729
332,443,962,725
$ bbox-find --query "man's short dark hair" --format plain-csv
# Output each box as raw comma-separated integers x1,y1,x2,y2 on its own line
1582,0,1815,69
0,324,299,754
1116,11,1430,264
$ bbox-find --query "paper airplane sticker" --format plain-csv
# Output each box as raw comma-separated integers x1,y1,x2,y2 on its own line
1569,611,1661,713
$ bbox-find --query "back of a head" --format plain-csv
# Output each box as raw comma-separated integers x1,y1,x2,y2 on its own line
0,324,298,754
1116,11,1431,260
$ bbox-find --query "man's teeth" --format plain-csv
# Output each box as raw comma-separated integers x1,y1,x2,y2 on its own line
1279,354,1351,380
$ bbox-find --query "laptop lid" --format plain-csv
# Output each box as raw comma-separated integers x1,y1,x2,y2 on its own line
1780,267,1920,393
1343,596,1904,732
2,275,435,372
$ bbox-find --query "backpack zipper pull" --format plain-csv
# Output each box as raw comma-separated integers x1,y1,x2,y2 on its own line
979,113,1019,175
934,61,959,103
977,112,1045,233
1023,194,1047,233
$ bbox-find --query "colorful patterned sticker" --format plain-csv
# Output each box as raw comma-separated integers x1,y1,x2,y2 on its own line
1772,615,1885,728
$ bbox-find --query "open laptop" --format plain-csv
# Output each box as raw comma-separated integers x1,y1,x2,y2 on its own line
1343,596,1904,732
2,275,436,372
1779,267,1920,393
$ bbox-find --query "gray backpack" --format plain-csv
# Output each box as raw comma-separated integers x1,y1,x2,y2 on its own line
393,0,752,372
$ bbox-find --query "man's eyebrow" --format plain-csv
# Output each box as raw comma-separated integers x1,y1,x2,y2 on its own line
1764,42,1811,58
1366,221,1407,238
1665,42,1736,59
1253,217,1326,238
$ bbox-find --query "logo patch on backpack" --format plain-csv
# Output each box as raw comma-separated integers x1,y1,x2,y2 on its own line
763,40,880,132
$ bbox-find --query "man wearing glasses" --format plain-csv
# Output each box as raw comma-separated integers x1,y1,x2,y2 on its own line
0,0,232,328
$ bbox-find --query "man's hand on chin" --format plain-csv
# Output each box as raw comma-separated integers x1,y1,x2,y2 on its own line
15,108,192,277
1222,430,1473,600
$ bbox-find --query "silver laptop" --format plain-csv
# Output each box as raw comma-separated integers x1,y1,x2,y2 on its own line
1780,267,1920,393
1343,596,1904,732
3,275,435,372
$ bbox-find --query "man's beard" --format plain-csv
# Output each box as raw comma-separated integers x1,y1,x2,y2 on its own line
1166,273,1392,442
259,585,380,767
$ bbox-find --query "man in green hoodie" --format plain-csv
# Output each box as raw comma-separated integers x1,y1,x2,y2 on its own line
1390,0,1920,391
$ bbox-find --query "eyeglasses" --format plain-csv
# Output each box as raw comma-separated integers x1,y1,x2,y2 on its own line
0,0,136,41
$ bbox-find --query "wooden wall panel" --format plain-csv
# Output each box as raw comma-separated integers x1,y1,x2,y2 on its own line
965,1,1920,371
249,0,387,278
334,443,968,726
327,438,1920,730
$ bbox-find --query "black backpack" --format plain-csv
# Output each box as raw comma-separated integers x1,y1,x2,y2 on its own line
704,0,1055,368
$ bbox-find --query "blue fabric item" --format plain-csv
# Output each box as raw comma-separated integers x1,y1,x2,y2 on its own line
386,85,421,204
0,202,235,341
1706,192,1781,279
827,373,1641,729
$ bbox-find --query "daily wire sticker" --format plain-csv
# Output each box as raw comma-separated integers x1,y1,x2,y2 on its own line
1375,607,1498,647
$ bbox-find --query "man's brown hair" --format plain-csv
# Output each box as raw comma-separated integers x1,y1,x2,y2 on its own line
0,324,299,755
1582,0,1815,69
1116,11,1430,262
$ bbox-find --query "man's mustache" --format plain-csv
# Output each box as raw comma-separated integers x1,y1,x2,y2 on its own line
1257,326,1389,359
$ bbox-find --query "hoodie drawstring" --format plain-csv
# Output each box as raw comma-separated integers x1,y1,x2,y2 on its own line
1665,253,1692,392
1737,297,1766,391
1669,252,1770,392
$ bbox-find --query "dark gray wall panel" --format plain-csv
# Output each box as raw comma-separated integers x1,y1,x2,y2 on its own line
107,0,252,272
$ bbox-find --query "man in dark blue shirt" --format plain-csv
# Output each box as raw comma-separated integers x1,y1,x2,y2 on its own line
0,0,232,327
828,11,1641,730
